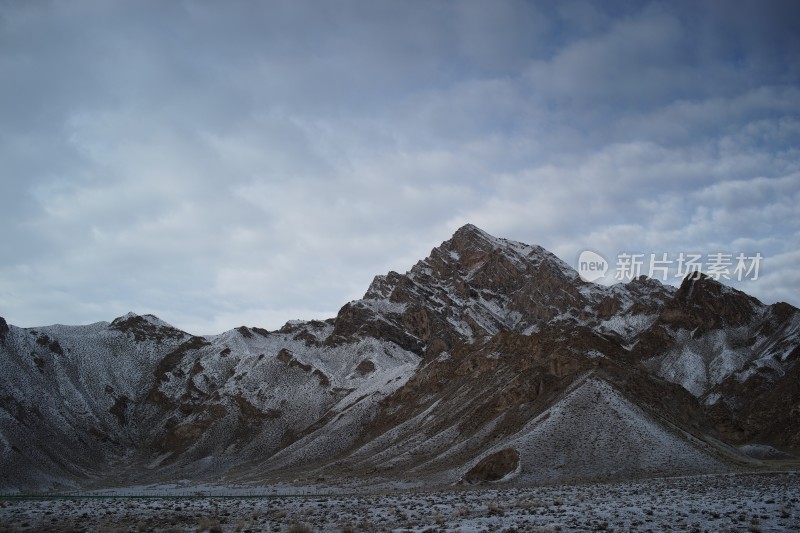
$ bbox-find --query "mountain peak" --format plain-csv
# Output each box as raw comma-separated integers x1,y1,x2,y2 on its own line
112,312,170,326
446,224,500,256
109,312,183,341
653,272,764,335
675,272,762,307
452,223,492,239
355,225,587,349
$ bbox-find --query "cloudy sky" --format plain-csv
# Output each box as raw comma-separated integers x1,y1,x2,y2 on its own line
1,0,798,333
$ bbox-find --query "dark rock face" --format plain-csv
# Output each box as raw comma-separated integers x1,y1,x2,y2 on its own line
110,314,185,343
0,316,9,341
658,273,761,334
356,360,375,374
465,448,519,482
327,301,425,354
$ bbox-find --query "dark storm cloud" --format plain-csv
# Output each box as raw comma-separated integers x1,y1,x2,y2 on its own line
0,0,798,333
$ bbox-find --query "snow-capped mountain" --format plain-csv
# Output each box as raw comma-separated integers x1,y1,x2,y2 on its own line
1,224,798,492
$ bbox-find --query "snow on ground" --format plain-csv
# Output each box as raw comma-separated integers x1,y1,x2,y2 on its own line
0,472,797,532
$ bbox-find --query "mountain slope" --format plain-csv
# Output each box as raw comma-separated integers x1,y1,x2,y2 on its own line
0,314,420,491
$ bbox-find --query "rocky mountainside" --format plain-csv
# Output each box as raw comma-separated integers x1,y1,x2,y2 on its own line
1,224,798,492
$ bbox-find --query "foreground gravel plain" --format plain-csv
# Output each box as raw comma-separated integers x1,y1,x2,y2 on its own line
1,472,798,532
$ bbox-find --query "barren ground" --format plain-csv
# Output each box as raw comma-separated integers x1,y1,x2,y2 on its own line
1,472,798,532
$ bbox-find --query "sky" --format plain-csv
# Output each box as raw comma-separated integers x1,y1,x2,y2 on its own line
1,0,798,334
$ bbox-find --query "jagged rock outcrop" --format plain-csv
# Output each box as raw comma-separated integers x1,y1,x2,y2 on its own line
645,273,762,336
